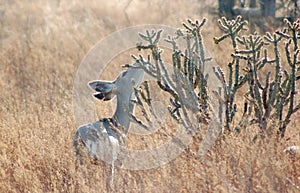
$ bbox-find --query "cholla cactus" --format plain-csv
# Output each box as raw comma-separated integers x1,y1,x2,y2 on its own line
274,19,300,137
132,16,299,139
214,16,300,137
213,16,248,130
133,19,211,134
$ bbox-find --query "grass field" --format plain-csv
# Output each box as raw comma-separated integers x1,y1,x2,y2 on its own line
0,0,299,192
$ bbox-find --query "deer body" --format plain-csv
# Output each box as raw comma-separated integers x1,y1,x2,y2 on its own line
73,64,144,165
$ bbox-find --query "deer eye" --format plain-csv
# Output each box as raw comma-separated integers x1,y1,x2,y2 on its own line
131,79,136,85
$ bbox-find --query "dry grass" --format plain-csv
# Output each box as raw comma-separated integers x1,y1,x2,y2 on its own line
0,0,299,192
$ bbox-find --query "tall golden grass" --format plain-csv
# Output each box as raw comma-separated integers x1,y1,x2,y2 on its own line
0,0,299,192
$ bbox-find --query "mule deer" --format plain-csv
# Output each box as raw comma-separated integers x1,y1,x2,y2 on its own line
73,63,144,174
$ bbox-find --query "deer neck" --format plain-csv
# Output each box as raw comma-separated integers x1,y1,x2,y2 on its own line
113,93,133,132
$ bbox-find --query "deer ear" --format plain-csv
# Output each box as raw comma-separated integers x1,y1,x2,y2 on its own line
93,93,105,100
88,80,115,93
93,92,115,101
88,80,116,101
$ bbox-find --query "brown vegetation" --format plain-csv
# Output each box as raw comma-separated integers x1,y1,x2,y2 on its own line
0,1,299,192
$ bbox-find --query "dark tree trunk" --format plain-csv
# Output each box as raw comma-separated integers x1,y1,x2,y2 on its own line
260,0,276,17
249,0,256,8
219,0,235,15
292,0,298,18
